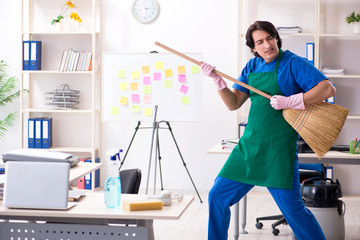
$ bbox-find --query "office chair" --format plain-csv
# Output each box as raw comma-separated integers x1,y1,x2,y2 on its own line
119,168,142,194
255,163,325,236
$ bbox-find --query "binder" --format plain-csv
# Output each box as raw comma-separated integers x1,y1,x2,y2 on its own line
77,158,86,189
306,43,314,65
23,41,31,70
84,158,100,190
325,165,333,180
35,118,42,148
41,118,53,149
28,118,36,148
30,41,42,70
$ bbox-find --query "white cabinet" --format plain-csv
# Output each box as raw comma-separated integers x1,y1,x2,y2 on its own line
20,0,101,182
237,0,360,145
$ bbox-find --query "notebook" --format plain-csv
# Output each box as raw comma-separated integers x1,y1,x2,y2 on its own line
3,157,76,210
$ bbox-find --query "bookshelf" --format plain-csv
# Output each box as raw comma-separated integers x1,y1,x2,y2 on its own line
237,0,360,146
20,0,101,189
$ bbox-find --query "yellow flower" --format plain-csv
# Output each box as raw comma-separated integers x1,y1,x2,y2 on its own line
70,12,82,23
66,1,75,8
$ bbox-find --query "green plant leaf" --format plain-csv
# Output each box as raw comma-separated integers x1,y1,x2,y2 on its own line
0,112,17,139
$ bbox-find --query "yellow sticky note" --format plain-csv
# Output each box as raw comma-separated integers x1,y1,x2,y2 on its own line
120,82,128,91
132,71,140,80
144,108,153,116
165,69,173,78
144,86,152,94
142,66,150,74
164,80,172,88
111,107,119,115
120,96,128,105
155,62,163,70
191,66,199,74
182,96,190,105
178,65,186,74
117,70,126,79
132,105,141,113
130,82,138,91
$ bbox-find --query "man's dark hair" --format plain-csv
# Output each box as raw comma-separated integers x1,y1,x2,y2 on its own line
245,21,282,58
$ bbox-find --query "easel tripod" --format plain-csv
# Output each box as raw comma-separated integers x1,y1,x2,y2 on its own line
119,106,203,203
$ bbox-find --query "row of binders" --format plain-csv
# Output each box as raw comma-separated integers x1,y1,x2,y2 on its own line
77,157,100,190
28,117,53,149
23,40,42,70
59,49,93,72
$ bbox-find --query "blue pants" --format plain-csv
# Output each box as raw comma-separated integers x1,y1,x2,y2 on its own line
208,161,325,240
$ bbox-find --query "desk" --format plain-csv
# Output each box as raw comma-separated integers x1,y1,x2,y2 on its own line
0,192,194,240
208,143,360,240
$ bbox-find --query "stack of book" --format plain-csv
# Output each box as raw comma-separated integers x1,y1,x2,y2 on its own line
221,139,239,150
59,48,93,72
321,67,345,75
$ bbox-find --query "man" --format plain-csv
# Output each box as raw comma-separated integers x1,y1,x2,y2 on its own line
201,21,335,240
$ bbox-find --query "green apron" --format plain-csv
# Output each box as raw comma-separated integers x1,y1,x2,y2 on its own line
218,50,298,189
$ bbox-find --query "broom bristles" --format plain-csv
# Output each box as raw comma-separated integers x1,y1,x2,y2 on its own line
283,102,349,159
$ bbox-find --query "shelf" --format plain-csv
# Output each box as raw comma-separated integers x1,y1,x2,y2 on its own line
49,146,97,153
22,108,93,114
23,31,99,36
325,74,360,79
239,33,315,37
22,70,92,75
347,115,360,120
320,34,360,38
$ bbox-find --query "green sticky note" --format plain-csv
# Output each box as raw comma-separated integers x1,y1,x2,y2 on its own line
182,96,190,105
144,86,152,94
164,79,172,88
111,107,119,115
132,105,141,113
117,70,126,79
191,65,199,74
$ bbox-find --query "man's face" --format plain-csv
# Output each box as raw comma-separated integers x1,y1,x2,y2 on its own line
252,30,279,63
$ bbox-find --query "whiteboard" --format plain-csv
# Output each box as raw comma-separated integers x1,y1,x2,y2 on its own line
102,53,203,122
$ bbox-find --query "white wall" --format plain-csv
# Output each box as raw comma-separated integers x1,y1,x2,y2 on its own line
1,0,359,195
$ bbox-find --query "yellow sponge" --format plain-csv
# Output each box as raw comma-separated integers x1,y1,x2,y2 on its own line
122,199,163,211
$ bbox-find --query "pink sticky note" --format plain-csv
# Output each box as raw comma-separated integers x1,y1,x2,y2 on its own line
132,94,140,103
154,72,161,81
144,95,152,104
143,76,151,85
178,74,187,83
179,84,189,94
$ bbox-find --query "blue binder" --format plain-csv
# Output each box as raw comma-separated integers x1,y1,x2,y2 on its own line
306,43,314,65
84,158,100,190
41,118,53,149
23,41,31,70
35,118,42,148
30,41,42,70
28,118,36,148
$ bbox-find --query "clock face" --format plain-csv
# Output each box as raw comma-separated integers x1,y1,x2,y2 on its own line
132,0,160,24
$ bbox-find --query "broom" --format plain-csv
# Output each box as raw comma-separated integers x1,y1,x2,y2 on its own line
155,41,349,159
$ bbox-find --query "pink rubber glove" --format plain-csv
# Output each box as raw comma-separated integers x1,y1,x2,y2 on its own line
270,93,305,110
201,62,227,91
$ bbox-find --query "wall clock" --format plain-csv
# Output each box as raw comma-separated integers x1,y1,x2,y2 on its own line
131,0,160,24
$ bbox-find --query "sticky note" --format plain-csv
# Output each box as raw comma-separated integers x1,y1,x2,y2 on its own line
165,69,173,78
117,70,126,79
144,95,152,104
132,71,140,80
120,82,128,91
120,96,128,105
132,105,141,113
132,94,140,103
144,108,153,116
144,86,152,94
164,80,172,88
111,107,119,115
182,96,190,105
154,72,161,81
178,65,186,74
178,74,187,83
180,84,189,94
155,62,163,70
143,76,151,85
130,82,138,91
191,66,199,74
142,66,150,74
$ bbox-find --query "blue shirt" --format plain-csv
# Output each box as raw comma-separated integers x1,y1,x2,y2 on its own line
233,50,327,96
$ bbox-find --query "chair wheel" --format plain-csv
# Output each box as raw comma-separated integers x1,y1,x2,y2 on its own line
272,228,280,236
255,222,263,229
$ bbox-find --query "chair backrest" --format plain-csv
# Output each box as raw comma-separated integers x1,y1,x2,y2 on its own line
119,168,141,194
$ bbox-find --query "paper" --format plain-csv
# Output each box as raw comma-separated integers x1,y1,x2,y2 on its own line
178,65,186,74
154,72,161,81
180,85,189,94
130,82,138,91
144,95,152,104
132,105,141,113
132,94,140,103
191,66,199,74
164,80,172,88
142,66,150,74
182,96,190,105
120,96,128,105
117,70,126,79
143,76,151,85
132,71,140,80
165,69,173,78
178,74,187,83
155,62,163,70
144,108,153,116
111,107,119,115
144,86,152,94
120,82,128,91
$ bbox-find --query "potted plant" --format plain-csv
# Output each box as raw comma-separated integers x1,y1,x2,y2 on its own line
0,60,26,139
345,11,360,34
51,1,82,32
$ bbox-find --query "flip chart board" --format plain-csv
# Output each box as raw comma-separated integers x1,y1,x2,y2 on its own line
102,53,203,122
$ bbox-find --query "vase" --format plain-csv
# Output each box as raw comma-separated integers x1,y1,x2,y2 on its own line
353,22,360,34
52,22,64,32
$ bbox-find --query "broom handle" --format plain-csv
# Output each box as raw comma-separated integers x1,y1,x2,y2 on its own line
155,41,272,100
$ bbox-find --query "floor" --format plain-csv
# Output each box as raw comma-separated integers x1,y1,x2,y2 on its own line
153,190,360,240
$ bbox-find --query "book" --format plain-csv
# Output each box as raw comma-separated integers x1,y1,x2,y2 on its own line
221,139,239,149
